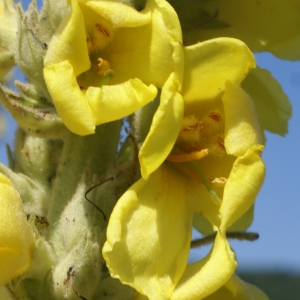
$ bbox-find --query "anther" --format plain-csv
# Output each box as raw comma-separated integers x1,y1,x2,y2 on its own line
95,23,110,37
167,149,209,163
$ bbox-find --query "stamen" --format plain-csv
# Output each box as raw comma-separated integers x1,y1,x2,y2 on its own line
210,177,227,187
167,149,208,163
97,58,112,76
86,21,113,52
97,58,114,86
95,23,110,37
208,112,221,122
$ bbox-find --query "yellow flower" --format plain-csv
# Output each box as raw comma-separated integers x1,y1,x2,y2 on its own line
0,173,35,286
204,275,269,300
44,0,182,135
103,38,266,299
133,274,269,300
182,0,300,60
103,170,237,299
0,0,17,78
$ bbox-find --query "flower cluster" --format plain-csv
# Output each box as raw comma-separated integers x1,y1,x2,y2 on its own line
0,0,294,299
103,28,267,300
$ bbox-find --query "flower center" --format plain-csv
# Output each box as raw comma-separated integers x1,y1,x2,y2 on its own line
167,111,227,205
168,111,226,163
176,112,225,158
77,58,114,89
77,20,115,90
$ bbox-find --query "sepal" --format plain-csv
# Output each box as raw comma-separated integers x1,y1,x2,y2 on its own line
0,84,67,138
15,0,70,97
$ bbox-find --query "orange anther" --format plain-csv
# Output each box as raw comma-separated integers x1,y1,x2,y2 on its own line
167,149,209,163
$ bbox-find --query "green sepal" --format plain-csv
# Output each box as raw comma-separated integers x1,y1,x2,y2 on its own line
0,84,67,138
15,0,70,99
0,162,50,216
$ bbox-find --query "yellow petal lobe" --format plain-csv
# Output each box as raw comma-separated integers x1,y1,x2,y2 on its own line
182,38,255,103
223,81,263,156
186,0,300,60
242,67,292,136
85,0,151,27
0,173,35,286
220,146,265,232
43,61,96,135
172,232,236,300
139,73,184,178
103,165,193,299
87,80,157,124
44,0,90,75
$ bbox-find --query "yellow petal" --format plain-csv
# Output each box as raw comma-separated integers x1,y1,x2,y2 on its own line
185,0,300,60
287,0,300,13
85,0,151,27
204,275,269,300
171,232,236,300
44,0,90,75
101,0,183,87
103,165,193,299
220,146,265,232
0,286,13,300
132,292,149,300
0,173,35,286
242,67,292,136
184,172,220,229
182,38,255,104
192,212,214,235
0,0,17,77
227,205,254,232
44,61,96,135
223,275,253,300
246,283,269,300
139,73,184,178
223,81,263,156
86,79,157,124
224,275,269,300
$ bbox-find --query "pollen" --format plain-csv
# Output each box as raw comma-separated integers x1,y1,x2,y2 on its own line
210,177,227,187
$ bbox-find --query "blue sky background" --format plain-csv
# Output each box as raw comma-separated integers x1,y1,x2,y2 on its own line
1,0,300,275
